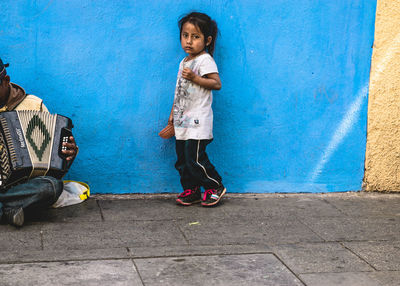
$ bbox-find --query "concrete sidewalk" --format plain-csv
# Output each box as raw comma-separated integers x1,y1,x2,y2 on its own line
0,192,399,286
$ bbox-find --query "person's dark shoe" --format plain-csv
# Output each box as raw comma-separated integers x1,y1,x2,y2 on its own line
176,187,201,206
4,207,24,227
201,185,226,207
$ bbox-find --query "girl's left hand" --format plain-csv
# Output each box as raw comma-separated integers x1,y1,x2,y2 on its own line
182,68,197,81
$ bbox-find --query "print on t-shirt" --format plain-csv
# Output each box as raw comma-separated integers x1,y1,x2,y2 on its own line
174,60,197,129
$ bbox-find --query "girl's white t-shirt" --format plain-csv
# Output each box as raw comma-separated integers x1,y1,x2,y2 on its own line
173,53,218,140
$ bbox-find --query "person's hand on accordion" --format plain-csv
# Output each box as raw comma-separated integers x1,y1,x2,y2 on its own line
62,136,79,161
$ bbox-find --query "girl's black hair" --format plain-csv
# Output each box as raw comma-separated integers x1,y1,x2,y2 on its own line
178,12,218,57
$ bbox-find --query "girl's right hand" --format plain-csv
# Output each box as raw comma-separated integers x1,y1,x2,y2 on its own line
182,68,197,81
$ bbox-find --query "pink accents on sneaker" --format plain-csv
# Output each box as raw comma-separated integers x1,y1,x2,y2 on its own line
202,187,226,206
203,189,215,201
178,189,195,198
176,187,201,206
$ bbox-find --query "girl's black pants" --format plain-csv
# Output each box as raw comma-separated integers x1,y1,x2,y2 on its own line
175,139,222,190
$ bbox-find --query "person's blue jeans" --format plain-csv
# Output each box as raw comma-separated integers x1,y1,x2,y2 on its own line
0,176,63,218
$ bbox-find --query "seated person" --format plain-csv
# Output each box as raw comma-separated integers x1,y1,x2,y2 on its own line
0,58,78,227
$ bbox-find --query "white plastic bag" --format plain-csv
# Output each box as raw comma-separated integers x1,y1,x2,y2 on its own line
52,180,90,208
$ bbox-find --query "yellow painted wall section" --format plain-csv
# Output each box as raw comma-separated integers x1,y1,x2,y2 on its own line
364,0,400,191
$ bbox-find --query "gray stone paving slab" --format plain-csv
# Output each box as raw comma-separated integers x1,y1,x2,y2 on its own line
177,216,323,245
0,247,129,264
300,272,380,286
323,194,400,218
129,244,271,258
299,216,400,242
98,198,227,221
271,242,373,274
134,253,304,286
344,241,400,271
222,196,345,218
0,224,42,251
41,220,185,250
0,259,142,286
2,193,400,285
368,271,400,286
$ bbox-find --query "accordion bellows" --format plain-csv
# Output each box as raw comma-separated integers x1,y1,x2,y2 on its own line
0,111,73,189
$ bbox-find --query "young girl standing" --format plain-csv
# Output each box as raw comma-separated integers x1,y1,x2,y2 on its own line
168,12,226,206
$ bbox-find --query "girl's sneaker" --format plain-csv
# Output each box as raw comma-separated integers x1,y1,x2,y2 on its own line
176,187,201,206
201,185,226,206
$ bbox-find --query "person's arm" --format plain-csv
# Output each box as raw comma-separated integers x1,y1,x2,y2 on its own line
181,68,221,90
168,103,174,124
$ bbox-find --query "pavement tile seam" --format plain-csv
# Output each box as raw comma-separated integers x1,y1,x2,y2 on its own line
0,259,144,285
129,251,275,259
0,257,135,265
342,241,400,271
40,218,178,223
131,252,273,259
270,240,400,246
322,200,400,218
339,242,379,271
293,218,335,240
320,198,349,217
127,244,272,259
295,216,400,242
268,241,400,250
133,253,306,286
298,269,377,275
269,241,384,275
184,242,274,247
295,218,327,242
312,239,396,244
172,219,190,245
95,200,105,221
129,258,145,286
0,256,132,265
325,238,395,243
270,252,307,286
0,247,132,263
299,271,400,286
130,251,308,285
341,239,398,242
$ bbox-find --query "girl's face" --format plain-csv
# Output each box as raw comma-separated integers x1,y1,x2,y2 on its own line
181,22,211,60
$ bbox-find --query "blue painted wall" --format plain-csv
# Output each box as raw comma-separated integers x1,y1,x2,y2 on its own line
0,0,376,193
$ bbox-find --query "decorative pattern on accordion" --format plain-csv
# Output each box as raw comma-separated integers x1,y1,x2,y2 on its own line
18,111,56,165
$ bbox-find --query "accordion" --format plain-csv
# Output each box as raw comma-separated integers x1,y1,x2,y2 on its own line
0,111,73,189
